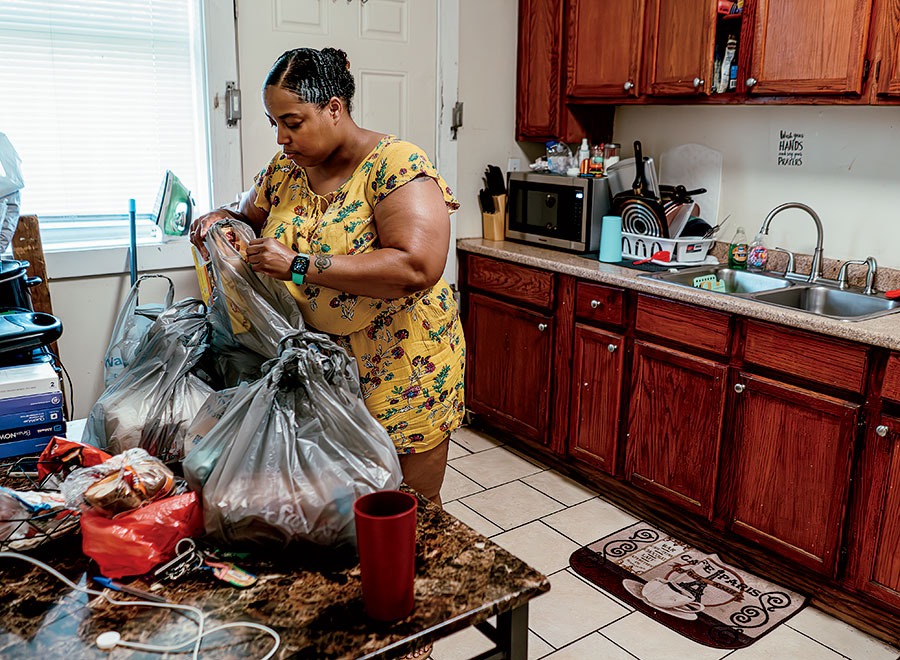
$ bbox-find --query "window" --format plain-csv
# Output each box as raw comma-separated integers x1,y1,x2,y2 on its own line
0,0,217,252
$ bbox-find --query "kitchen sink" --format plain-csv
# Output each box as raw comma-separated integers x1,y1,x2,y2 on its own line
642,266,794,294
751,286,900,321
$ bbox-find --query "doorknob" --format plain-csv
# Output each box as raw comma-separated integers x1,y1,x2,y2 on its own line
734,383,745,393
692,77,704,88
623,81,635,91
607,344,617,353
746,77,758,87
537,323,548,332
590,300,602,309
876,424,890,437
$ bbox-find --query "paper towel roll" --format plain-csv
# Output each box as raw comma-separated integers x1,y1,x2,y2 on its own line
599,215,623,263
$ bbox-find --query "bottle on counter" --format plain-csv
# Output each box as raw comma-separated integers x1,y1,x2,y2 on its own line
603,143,621,169
747,230,769,271
578,138,590,169
589,144,604,175
728,226,749,270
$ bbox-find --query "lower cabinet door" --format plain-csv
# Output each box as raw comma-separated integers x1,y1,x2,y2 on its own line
625,340,727,519
729,372,858,576
569,324,625,474
466,293,553,445
848,414,900,607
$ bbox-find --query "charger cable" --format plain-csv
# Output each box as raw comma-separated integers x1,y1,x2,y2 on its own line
0,551,280,659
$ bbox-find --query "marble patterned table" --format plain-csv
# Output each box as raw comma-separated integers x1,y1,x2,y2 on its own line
0,488,550,659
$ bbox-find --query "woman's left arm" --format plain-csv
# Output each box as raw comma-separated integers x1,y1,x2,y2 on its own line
245,175,451,299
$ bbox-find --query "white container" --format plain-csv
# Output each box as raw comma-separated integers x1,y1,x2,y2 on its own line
621,231,713,264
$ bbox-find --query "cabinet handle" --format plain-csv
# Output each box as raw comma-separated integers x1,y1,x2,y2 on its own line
693,77,704,88
623,80,635,91
876,424,890,437
734,383,745,393
607,343,617,353
537,323,548,332
590,300,602,309
746,77,758,87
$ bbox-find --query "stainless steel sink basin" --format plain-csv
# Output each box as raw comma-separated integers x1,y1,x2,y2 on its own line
643,266,794,295
751,286,900,321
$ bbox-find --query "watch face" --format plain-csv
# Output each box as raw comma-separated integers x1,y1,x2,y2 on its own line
291,254,309,276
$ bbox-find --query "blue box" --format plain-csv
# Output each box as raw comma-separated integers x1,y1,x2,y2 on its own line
0,435,54,460
0,392,64,416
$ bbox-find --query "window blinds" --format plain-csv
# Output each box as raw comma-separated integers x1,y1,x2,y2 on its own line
0,0,209,243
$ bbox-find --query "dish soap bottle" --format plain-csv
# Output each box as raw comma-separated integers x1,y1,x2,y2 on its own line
728,226,748,270
747,230,769,271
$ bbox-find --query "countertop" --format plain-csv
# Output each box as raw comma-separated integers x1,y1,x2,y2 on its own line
0,488,549,659
458,238,900,351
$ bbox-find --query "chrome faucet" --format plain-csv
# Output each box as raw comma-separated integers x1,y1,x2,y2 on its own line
837,256,878,295
759,202,824,283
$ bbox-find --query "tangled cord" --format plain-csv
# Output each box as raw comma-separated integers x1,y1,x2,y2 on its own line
0,551,280,659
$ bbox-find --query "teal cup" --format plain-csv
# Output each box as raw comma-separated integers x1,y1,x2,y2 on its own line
599,215,623,263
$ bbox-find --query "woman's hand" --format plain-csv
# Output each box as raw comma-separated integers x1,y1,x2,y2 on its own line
189,209,233,259
246,237,297,281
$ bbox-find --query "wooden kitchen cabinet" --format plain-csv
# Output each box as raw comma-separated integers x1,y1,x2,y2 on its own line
643,0,717,96
849,412,900,608
465,292,554,445
725,373,858,577
625,340,728,519
565,0,645,98
569,324,625,474
874,0,900,97
746,0,873,95
515,0,565,140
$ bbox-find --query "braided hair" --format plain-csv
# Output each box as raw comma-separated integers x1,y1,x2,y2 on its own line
264,47,356,113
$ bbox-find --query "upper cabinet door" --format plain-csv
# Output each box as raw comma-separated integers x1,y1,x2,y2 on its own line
644,0,717,95
875,0,900,96
567,0,646,98
747,0,873,95
516,0,565,139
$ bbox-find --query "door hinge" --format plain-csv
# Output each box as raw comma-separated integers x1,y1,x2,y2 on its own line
225,82,242,127
875,60,882,82
450,101,463,140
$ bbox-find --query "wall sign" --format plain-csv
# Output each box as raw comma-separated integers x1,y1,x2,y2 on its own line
776,129,804,167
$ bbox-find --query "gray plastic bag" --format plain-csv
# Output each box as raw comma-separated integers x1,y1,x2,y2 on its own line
183,332,403,548
103,274,175,387
85,299,213,461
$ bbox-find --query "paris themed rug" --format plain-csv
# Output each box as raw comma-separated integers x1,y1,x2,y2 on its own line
569,521,807,649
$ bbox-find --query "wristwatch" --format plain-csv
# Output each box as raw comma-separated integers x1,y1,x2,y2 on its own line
290,253,310,285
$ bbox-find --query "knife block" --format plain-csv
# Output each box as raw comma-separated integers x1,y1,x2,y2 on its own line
482,194,506,241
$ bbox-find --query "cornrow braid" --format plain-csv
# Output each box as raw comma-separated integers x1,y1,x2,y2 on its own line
264,47,356,113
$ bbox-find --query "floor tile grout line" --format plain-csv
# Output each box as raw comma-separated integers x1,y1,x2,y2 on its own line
784,624,860,659
595,627,644,660
524,627,556,655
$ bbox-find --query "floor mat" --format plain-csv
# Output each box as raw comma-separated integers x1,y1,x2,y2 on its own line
569,521,807,649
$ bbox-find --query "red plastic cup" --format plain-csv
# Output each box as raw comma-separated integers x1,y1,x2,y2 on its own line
353,490,418,621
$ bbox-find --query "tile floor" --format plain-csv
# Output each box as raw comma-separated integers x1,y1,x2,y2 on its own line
432,427,900,660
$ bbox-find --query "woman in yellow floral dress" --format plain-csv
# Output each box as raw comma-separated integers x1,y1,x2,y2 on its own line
191,47,465,507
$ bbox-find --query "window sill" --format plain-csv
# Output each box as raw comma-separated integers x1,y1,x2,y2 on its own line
44,238,196,281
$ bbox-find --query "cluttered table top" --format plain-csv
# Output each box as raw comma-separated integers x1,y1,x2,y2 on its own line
457,238,900,351
0,484,549,659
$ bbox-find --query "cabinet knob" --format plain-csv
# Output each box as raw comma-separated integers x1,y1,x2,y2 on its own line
876,424,890,437
607,343,617,353
537,323,548,332
590,300,602,309
692,77,704,88
746,77,758,87
623,80,635,91
734,383,745,393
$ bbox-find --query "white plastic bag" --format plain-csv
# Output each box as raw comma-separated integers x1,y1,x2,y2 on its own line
104,275,175,387
0,133,24,254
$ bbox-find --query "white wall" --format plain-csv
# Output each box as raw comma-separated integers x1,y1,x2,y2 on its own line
455,0,534,240
51,267,200,419
615,105,900,268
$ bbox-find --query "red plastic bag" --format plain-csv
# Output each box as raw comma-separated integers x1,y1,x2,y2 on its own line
80,491,204,578
38,437,112,480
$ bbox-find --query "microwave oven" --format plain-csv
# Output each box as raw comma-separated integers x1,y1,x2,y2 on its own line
506,172,612,252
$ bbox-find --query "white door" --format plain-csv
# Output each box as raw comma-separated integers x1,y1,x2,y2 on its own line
236,0,438,183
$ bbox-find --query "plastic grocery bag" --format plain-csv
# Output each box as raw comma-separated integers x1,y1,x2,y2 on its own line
203,219,303,386
183,332,402,548
104,274,176,387
0,133,24,254
80,491,204,578
84,299,214,461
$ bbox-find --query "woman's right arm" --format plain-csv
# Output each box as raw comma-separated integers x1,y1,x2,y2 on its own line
190,188,268,259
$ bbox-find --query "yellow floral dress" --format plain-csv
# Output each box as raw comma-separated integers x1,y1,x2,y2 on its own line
252,135,465,454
